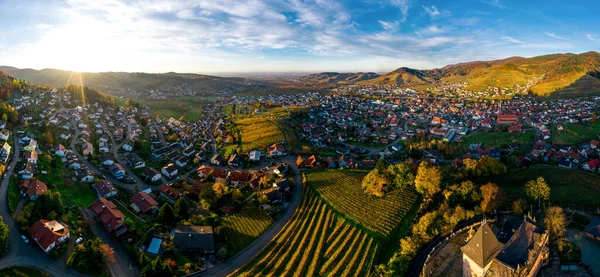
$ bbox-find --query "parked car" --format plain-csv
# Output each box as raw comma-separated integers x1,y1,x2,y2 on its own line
21,235,29,243
75,237,84,245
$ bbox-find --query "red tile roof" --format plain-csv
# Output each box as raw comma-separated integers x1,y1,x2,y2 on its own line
29,219,69,251
91,198,126,233
130,192,158,213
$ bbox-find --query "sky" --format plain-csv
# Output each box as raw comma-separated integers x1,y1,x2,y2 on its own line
0,0,599,74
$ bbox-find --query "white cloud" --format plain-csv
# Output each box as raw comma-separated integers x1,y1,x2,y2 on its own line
502,36,524,44
588,34,597,42
482,0,506,9
35,24,53,30
390,0,411,22
422,5,450,18
378,20,400,31
544,32,566,40
416,25,447,36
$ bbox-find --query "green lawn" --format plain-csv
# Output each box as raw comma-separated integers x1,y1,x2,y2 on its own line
134,98,205,121
37,158,96,207
8,176,20,214
477,165,600,209
552,121,600,145
0,267,49,277
461,130,534,153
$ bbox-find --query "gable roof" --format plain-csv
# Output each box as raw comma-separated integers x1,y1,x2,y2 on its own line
461,223,505,268
29,219,69,250
91,198,126,233
173,225,215,251
130,192,158,213
19,179,47,197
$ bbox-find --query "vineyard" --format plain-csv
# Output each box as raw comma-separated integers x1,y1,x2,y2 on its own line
221,206,274,255
305,170,419,237
235,117,285,151
231,189,379,277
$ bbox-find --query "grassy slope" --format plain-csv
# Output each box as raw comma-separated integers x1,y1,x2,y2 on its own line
551,121,600,145
461,130,534,153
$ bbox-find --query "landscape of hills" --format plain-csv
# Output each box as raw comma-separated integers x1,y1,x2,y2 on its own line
302,51,600,95
297,72,381,84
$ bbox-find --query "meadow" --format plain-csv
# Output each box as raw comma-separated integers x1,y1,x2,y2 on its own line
552,121,600,145
220,206,273,255
461,130,534,153
231,188,379,277
304,170,419,237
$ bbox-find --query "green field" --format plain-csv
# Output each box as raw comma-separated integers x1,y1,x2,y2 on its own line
220,206,273,255
0,267,49,277
8,176,20,214
461,130,534,153
477,165,600,209
305,170,419,237
133,97,210,121
552,121,600,145
232,188,378,277
37,158,97,207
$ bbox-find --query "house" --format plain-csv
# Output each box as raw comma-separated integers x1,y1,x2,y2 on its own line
273,164,288,176
55,144,66,157
161,163,178,179
249,150,261,162
0,120,5,129
122,140,134,152
182,146,195,157
18,162,35,180
0,142,10,163
19,179,47,201
461,217,549,277
126,153,145,169
0,129,9,141
195,150,207,162
273,178,291,191
130,192,159,214
76,167,94,182
583,159,600,172
92,180,118,198
142,167,162,183
29,219,70,253
110,163,126,179
267,143,285,157
100,155,114,166
172,225,215,252
176,156,191,168
210,154,223,166
24,150,38,164
263,187,283,202
159,184,182,204
584,216,600,241
91,198,127,236
496,114,519,125
558,158,572,169
228,154,243,167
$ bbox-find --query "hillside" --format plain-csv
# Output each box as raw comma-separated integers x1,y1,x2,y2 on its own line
0,66,264,95
297,72,380,84
359,51,600,95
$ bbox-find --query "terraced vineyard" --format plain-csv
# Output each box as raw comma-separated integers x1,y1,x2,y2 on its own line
305,170,419,237
221,206,274,255
231,189,379,277
235,117,285,151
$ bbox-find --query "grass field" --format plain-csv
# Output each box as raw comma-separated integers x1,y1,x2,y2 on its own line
221,206,273,255
8,175,20,214
37,158,96,207
0,267,49,277
477,165,600,209
305,170,419,237
461,130,534,153
235,117,286,152
134,97,207,121
552,121,600,145
232,188,379,277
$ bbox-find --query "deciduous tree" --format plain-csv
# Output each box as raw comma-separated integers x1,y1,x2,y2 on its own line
544,206,566,239
414,162,442,197
525,177,550,208
388,162,414,189
0,216,8,252
480,182,504,213
513,198,527,216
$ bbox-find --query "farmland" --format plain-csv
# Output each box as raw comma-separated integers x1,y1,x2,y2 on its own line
220,206,274,255
235,117,286,152
304,170,419,237
551,121,600,145
232,189,379,277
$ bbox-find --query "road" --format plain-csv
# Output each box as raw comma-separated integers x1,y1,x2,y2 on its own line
0,128,88,277
196,156,302,277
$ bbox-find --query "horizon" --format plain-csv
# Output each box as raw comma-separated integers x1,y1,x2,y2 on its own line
1,0,599,73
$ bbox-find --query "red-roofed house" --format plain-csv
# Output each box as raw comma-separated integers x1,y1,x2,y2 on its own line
497,114,519,125
29,219,70,252
92,180,118,198
19,179,47,201
159,184,183,204
583,159,600,172
91,198,127,236
130,192,159,214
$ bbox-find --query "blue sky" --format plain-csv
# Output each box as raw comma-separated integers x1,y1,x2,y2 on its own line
0,0,599,73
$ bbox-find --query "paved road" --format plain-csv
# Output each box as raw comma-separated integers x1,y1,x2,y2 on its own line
196,156,303,277
0,128,88,277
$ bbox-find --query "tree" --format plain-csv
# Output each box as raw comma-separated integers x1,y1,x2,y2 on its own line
225,136,235,144
376,158,387,172
480,182,504,213
513,199,527,216
158,203,177,226
232,189,243,201
463,158,477,172
388,163,414,189
213,181,230,199
414,162,442,198
140,257,172,277
475,156,506,176
174,198,189,220
361,169,390,197
1,114,6,122
98,244,115,263
544,206,566,239
525,177,551,209
399,236,421,257
0,216,8,252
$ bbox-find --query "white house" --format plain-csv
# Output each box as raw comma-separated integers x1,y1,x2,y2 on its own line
29,220,70,253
